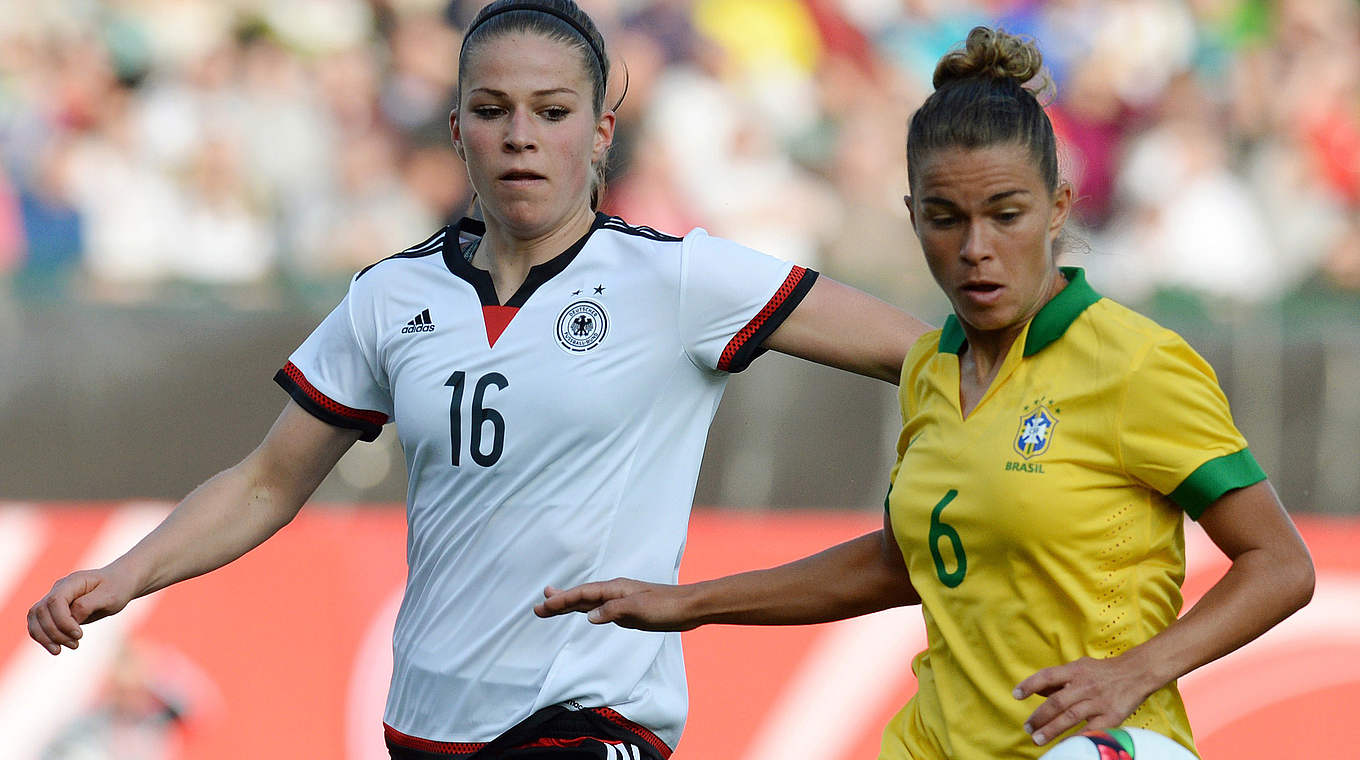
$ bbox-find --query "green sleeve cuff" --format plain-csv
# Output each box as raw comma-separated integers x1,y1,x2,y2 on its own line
1168,449,1267,520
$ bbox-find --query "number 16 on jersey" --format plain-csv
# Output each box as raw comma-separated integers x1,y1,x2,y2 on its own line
446,371,508,467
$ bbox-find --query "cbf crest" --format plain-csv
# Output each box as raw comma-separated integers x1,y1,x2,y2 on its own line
556,299,608,353
1014,397,1060,459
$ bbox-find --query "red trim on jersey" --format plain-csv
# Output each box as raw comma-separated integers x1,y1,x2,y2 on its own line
281,362,389,426
382,708,671,758
595,707,673,758
384,723,484,756
483,305,518,348
717,265,809,372
515,736,599,750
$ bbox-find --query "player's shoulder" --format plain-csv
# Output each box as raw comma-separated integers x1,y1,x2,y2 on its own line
596,216,809,289
1082,295,1166,338
589,215,708,283
1075,294,1217,391
1049,267,1178,356
1080,297,1193,359
351,227,452,287
595,214,686,245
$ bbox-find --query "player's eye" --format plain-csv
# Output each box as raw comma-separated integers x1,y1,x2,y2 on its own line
471,105,506,119
541,107,570,121
995,210,1021,224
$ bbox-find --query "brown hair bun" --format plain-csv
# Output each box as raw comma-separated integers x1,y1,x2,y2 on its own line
906,26,1060,192
932,27,1047,94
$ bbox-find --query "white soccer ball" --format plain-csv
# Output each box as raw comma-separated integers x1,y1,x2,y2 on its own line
1037,727,1198,759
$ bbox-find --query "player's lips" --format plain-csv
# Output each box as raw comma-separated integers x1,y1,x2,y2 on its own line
958,280,1004,305
499,170,547,185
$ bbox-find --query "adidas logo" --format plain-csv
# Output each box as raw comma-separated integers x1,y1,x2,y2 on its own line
401,308,436,334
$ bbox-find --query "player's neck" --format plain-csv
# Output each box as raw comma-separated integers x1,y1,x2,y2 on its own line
474,205,597,302
956,329,1020,417
958,326,1022,383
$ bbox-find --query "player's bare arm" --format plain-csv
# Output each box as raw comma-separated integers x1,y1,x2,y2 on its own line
536,511,920,629
763,276,932,384
27,401,360,655
1013,480,1315,745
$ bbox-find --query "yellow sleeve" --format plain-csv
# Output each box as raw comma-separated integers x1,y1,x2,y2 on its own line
1117,333,1266,519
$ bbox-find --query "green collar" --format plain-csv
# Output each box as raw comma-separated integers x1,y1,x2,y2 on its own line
938,267,1102,356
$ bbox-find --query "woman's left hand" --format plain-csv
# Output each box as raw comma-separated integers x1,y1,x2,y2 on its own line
1012,654,1156,746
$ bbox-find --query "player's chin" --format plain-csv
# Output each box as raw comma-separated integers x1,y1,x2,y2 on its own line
951,304,1015,333
492,201,566,237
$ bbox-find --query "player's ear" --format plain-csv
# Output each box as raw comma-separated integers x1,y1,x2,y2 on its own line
904,195,918,230
450,109,466,161
1047,181,1073,241
592,110,615,163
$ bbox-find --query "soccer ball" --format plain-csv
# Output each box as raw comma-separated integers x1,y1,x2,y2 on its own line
1037,727,1198,759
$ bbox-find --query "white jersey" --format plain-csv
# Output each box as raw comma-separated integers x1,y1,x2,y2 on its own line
275,213,816,749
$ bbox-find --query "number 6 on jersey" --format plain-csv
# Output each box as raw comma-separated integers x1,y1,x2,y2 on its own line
930,489,967,587
446,371,508,467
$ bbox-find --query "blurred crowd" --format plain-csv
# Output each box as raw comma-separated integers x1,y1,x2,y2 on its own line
0,0,1356,311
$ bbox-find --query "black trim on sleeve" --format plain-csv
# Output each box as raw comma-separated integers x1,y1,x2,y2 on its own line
274,368,385,442
721,267,819,373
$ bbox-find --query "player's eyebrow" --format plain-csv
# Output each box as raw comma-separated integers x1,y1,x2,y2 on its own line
468,87,580,98
921,189,1031,207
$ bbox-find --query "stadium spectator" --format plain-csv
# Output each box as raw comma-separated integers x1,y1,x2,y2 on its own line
0,165,22,274
173,135,276,286
1096,73,1281,303
13,140,85,289
40,641,189,760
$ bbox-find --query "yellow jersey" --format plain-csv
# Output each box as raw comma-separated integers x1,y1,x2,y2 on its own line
883,268,1263,759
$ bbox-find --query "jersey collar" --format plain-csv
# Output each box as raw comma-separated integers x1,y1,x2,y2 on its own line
938,267,1102,356
442,213,607,307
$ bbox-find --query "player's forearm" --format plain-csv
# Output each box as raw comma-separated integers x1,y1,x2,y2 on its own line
105,461,306,599
684,531,919,626
1119,542,1314,691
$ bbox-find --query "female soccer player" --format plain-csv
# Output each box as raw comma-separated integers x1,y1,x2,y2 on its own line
26,2,928,758
536,27,1316,759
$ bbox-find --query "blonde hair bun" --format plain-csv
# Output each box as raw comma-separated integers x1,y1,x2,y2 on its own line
932,27,1047,93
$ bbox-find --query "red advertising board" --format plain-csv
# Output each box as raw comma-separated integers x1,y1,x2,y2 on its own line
2,503,1356,759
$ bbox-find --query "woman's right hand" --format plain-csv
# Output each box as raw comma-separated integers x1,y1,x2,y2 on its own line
27,402,361,657
537,526,919,632
534,579,700,631
27,568,135,655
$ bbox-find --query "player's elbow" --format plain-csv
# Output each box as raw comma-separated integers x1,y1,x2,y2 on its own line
1285,545,1316,615
1266,536,1316,620
227,456,309,530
